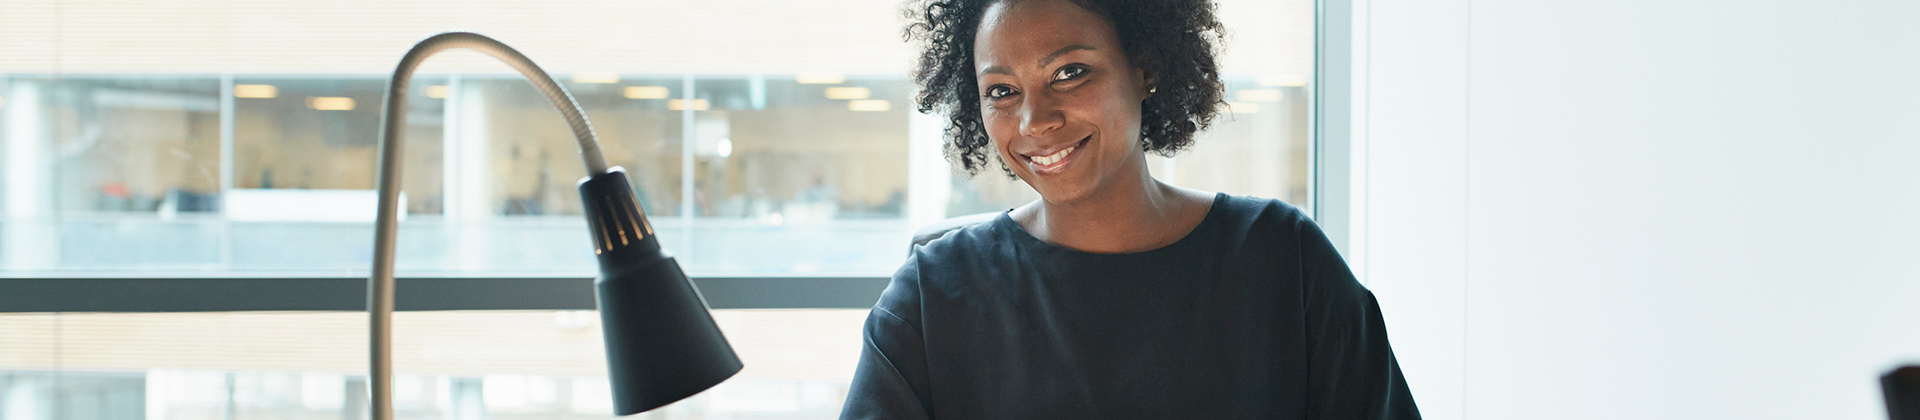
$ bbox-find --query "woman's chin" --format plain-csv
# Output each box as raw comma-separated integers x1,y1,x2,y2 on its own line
1031,179,1100,206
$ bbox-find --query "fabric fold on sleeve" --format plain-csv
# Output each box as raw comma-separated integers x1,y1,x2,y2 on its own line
1296,216,1422,420
842,253,936,420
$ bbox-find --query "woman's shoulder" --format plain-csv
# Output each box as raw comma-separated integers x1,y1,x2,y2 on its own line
874,215,1011,323
1215,192,1302,217
1208,193,1318,242
906,213,1015,274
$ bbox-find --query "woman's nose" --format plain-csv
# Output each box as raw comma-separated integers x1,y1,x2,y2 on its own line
1019,92,1065,138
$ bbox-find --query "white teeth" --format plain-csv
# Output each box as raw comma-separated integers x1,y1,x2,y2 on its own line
1031,145,1075,166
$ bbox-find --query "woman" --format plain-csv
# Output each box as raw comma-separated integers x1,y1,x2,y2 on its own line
842,0,1420,418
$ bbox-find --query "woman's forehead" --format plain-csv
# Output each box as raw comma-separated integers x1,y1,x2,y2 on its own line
973,0,1122,69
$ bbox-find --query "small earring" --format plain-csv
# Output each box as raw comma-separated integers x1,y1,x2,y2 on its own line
1148,85,1157,94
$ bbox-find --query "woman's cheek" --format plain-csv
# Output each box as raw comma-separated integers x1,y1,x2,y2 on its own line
981,110,1019,163
982,108,1013,139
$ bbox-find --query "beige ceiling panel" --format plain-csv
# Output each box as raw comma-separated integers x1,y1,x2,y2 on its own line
0,0,1307,76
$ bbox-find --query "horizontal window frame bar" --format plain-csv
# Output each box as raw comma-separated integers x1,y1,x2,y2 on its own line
0,276,888,312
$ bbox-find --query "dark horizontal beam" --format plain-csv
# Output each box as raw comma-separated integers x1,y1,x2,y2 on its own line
0,276,888,313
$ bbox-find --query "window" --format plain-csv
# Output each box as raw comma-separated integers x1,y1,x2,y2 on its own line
0,0,1317,417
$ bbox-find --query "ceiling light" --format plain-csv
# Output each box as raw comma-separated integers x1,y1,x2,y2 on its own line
1237,89,1284,102
1222,102,1260,114
668,99,710,111
1258,74,1310,87
848,99,891,112
307,97,356,111
425,85,450,99
572,73,620,84
624,86,670,99
234,84,279,99
824,87,871,100
795,73,846,84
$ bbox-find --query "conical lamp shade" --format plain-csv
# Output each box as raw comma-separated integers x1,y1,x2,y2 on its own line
1890,366,1920,420
580,168,743,415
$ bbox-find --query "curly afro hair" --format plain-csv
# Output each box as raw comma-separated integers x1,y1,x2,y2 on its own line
905,0,1226,177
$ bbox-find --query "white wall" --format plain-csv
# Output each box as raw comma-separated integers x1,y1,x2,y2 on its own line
1350,0,1920,419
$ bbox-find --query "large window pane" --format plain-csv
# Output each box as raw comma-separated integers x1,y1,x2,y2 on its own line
7,77,225,270
679,75,912,275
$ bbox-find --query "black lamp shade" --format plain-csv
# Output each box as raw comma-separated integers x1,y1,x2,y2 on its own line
580,167,743,415
1890,365,1920,420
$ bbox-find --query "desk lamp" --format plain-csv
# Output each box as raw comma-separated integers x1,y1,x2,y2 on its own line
366,32,742,419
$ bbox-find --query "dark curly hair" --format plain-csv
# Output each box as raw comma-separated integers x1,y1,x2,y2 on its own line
905,0,1226,177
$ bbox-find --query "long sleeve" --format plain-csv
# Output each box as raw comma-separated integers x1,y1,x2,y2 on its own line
841,254,935,420
1297,217,1422,420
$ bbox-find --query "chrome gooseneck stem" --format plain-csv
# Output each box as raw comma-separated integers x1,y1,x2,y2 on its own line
369,32,740,420
367,32,605,420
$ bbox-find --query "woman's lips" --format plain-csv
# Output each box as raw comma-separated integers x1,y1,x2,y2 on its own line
1025,136,1090,175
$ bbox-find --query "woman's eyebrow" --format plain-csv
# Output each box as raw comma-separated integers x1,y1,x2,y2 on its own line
1038,45,1095,69
976,45,1095,78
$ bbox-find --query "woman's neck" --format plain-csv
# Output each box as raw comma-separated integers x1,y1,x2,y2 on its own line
1012,168,1212,254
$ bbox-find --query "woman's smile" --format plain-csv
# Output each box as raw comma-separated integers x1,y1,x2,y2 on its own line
1022,136,1090,175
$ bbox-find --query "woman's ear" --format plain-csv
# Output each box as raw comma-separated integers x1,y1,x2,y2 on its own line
1141,69,1157,98
1131,51,1158,99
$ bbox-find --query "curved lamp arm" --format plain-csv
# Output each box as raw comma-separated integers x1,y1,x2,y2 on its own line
369,32,740,419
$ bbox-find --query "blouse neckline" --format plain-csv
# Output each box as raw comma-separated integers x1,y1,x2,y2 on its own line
993,192,1229,258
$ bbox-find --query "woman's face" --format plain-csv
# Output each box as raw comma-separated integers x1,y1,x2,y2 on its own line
974,0,1152,204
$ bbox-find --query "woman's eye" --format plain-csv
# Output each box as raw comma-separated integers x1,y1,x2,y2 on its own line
1053,65,1088,82
984,85,1015,100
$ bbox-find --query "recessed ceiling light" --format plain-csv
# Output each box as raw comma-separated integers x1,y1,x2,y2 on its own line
624,86,670,99
668,99,710,111
234,84,278,99
307,97,356,111
572,73,620,84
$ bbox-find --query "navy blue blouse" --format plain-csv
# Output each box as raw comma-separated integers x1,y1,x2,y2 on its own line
841,193,1420,419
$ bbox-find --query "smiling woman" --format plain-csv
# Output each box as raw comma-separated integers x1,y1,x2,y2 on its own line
911,0,1224,180
840,0,1419,418
968,0,1214,253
